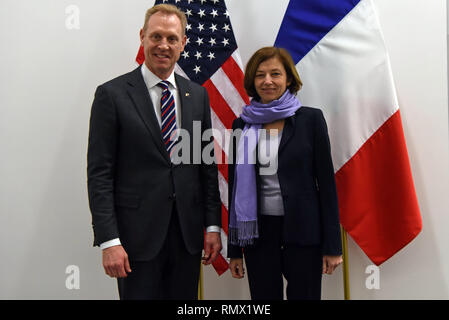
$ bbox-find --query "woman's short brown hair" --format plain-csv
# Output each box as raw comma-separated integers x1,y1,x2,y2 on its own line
143,4,187,35
244,47,302,101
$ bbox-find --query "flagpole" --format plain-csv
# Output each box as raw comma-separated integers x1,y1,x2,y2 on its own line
341,225,350,300
198,263,204,300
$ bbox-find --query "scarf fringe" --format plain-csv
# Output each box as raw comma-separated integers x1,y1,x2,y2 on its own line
228,220,259,247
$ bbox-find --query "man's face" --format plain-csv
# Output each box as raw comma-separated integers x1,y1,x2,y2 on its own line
140,12,186,80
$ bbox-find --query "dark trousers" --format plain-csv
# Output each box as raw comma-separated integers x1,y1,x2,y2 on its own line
117,208,201,300
244,215,323,300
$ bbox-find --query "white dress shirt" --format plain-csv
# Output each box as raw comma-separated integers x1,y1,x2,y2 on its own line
100,65,219,250
141,63,182,138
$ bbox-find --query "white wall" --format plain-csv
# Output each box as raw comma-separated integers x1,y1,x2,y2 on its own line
0,0,447,299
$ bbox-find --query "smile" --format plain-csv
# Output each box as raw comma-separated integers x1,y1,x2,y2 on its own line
155,53,170,59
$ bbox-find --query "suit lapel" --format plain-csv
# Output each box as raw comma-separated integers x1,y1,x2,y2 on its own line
126,66,170,162
176,74,193,134
278,111,297,154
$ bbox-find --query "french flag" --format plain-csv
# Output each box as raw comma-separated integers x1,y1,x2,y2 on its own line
275,0,422,265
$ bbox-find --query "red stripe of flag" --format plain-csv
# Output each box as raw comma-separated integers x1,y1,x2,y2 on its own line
336,110,422,265
213,141,228,182
221,204,229,234
136,46,144,65
203,79,237,129
221,57,250,105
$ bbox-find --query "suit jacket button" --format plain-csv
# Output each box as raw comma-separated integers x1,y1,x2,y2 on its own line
169,193,176,200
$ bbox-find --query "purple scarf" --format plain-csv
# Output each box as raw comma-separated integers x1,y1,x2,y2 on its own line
229,90,301,246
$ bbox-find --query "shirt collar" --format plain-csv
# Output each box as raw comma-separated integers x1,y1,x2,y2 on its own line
141,63,177,91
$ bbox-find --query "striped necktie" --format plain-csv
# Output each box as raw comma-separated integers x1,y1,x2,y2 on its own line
157,81,177,155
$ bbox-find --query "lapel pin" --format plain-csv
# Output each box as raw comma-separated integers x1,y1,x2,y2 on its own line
185,92,190,97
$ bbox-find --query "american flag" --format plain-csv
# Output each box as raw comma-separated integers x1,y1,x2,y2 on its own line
136,0,249,275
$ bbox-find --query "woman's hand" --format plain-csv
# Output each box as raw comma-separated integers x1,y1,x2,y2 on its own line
229,258,245,279
322,255,343,275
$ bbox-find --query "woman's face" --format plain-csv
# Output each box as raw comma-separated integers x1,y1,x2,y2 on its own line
254,57,291,104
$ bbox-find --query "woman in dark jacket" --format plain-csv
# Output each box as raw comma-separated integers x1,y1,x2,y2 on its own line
227,46,342,300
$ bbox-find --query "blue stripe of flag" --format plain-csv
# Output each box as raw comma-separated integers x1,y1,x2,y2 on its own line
274,0,361,64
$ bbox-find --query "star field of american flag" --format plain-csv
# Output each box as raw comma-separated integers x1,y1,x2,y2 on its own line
164,0,237,84
136,0,250,275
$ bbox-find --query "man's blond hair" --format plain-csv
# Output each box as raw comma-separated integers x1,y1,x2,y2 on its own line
142,4,187,35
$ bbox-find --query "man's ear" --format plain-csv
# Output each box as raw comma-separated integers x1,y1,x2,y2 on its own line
180,34,187,51
139,28,144,44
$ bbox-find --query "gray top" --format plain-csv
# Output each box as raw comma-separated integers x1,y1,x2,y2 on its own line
258,130,285,216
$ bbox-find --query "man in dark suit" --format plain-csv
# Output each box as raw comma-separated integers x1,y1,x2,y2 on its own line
87,4,222,299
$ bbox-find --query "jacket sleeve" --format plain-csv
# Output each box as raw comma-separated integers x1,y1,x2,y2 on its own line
87,85,120,246
200,87,222,228
227,118,243,259
313,109,343,256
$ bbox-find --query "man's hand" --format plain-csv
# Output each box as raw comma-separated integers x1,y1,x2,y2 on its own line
102,245,132,278
322,255,343,275
229,258,245,279
203,232,222,265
